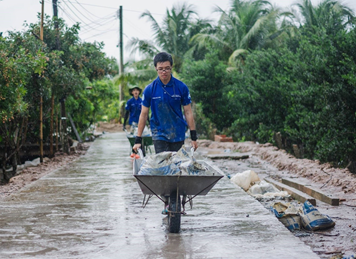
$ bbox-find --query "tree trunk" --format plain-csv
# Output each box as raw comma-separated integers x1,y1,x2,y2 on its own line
56,107,59,152
50,93,55,157
61,99,69,154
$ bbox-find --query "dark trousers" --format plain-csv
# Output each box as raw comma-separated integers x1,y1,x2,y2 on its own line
153,140,184,154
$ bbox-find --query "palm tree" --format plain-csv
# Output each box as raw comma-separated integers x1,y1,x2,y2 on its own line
127,3,211,72
294,0,354,32
191,0,282,67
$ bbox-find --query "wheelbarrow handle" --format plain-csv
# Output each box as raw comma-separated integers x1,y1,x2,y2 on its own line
190,147,195,158
137,148,144,159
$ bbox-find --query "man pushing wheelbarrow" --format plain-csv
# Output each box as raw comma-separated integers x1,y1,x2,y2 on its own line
132,51,198,155
132,52,223,233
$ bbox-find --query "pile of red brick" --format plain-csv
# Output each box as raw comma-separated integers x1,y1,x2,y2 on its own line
214,135,233,142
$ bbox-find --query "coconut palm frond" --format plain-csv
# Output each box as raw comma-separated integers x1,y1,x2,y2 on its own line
228,48,249,65
126,37,159,57
190,33,232,51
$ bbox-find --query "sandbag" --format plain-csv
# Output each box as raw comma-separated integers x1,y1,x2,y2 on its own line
138,152,180,175
230,170,260,191
298,201,335,231
248,181,289,198
271,202,301,231
138,147,207,176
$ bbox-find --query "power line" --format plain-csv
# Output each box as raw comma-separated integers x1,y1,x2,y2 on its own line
72,0,106,19
63,1,164,16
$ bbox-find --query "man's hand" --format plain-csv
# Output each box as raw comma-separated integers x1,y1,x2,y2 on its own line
132,143,142,153
191,140,198,151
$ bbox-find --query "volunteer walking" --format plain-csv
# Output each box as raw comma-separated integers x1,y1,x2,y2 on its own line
133,52,197,153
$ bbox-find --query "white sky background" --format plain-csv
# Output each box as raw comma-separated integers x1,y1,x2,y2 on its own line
1,0,356,63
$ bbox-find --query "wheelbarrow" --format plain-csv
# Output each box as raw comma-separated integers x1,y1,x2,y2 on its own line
126,132,153,155
132,149,224,233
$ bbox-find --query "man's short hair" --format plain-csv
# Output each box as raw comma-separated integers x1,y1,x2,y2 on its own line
154,52,173,67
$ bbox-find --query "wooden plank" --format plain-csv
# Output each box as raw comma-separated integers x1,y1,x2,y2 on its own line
264,177,316,206
207,154,249,160
282,178,339,206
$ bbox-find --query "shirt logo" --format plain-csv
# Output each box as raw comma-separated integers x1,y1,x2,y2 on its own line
152,96,161,99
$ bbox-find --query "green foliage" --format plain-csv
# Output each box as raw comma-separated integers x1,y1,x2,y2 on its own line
0,15,119,175
181,49,233,129
226,24,356,166
193,103,216,140
127,3,211,72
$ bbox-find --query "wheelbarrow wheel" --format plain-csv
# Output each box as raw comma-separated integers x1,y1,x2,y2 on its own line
168,191,181,233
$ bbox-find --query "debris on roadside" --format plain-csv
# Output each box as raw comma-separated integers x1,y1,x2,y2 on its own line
298,201,335,231
230,170,289,198
270,201,335,232
271,202,301,231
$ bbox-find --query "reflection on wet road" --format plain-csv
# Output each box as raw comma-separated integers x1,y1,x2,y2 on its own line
0,133,318,258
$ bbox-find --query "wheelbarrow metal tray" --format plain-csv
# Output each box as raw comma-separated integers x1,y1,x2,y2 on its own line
127,135,153,147
133,159,224,196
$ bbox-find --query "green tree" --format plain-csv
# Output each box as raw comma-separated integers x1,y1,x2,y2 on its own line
127,3,211,72
182,49,232,129
191,0,282,67
0,34,47,181
294,0,354,33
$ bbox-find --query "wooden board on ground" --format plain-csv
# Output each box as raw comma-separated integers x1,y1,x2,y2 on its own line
282,178,339,206
264,177,316,206
207,153,249,160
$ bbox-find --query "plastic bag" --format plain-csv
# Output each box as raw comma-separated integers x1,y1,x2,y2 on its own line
134,125,151,137
230,170,260,191
137,147,207,176
138,152,180,175
298,201,335,231
248,181,289,198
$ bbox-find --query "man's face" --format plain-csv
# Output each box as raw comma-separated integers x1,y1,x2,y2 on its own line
156,61,172,82
132,89,140,98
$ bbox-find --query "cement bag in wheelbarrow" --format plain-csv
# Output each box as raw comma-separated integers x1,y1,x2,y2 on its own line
138,152,180,175
270,202,301,231
138,147,207,176
171,147,207,175
298,201,335,231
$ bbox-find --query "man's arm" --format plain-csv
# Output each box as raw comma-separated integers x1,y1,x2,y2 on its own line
132,106,149,152
183,104,198,150
123,110,129,130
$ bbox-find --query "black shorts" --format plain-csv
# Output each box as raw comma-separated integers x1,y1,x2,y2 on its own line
153,140,184,153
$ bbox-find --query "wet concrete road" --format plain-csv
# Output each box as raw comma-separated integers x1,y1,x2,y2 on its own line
0,133,319,259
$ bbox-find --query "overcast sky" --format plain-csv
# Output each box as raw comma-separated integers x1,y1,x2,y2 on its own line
1,0,356,63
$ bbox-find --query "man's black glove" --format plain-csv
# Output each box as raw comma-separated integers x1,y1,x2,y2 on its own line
135,136,142,144
190,130,197,141
132,136,142,154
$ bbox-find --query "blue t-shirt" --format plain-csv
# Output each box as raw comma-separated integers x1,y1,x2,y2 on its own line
125,97,142,125
142,76,191,142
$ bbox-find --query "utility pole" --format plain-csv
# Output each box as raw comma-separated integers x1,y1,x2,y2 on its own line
39,0,44,163
119,6,124,77
50,0,58,157
117,6,125,123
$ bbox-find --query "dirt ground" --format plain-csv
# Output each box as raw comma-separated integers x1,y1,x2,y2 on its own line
0,143,91,200
198,140,356,259
1,123,355,258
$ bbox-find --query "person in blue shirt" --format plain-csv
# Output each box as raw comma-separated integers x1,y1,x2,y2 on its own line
132,52,197,154
123,85,142,130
